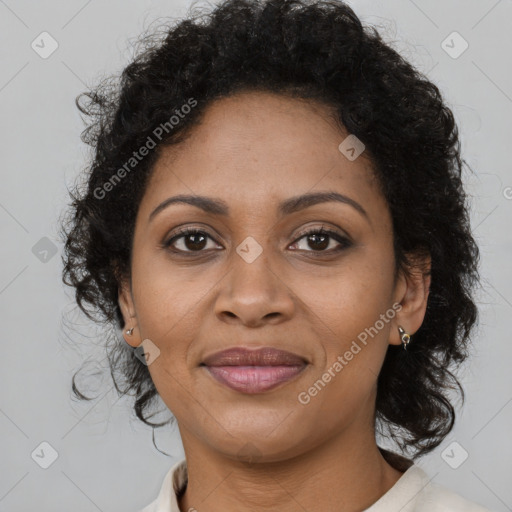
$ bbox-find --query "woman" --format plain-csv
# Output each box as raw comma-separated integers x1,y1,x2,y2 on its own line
60,0,493,510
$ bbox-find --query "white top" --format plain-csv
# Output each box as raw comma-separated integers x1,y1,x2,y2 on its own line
139,456,493,512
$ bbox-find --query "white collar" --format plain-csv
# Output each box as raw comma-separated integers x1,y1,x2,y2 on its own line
142,454,489,512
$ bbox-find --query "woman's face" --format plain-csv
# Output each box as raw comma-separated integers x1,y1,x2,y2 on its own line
119,91,429,462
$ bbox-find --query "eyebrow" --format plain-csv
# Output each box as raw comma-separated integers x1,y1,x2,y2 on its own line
148,191,370,224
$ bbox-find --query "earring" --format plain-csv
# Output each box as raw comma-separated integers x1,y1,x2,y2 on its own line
126,327,134,336
397,326,411,350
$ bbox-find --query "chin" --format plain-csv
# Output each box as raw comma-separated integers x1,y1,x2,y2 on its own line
201,413,312,463
218,437,305,464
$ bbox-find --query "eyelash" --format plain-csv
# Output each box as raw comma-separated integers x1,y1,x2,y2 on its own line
163,225,352,255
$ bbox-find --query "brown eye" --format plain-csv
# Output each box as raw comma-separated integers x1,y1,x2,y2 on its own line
164,228,221,253
289,228,352,253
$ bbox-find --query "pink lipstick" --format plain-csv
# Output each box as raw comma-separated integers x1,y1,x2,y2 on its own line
201,347,308,393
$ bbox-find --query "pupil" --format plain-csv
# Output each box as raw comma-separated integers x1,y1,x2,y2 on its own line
186,233,207,250
309,234,328,250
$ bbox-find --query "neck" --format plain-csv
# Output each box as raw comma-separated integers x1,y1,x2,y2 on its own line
177,423,406,512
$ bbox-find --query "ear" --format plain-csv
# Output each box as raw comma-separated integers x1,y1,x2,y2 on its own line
118,275,140,347
389,251,431,346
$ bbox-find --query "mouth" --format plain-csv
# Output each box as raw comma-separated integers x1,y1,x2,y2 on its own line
200,347,309,394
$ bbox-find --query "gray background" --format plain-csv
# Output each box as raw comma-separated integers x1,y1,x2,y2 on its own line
1,0,511,510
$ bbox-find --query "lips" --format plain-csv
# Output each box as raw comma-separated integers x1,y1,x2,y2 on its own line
202,347,308,367
200,347,308,393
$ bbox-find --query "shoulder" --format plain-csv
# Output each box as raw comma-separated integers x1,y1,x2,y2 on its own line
415,480,494,512
138,501,157,512
406,468,494,512
135,458,188,512
365,462,494,512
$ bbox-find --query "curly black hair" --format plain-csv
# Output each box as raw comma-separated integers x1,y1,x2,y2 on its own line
59,0,480,458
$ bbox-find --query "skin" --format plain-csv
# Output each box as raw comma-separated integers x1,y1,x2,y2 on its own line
118,91,431,512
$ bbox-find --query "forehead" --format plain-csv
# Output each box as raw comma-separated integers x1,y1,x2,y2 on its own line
140,91,385,220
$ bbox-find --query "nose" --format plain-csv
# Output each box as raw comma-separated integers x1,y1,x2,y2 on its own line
214,248,295,328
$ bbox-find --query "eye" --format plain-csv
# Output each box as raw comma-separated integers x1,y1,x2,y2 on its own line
163,225,352,255
163,227,222,253
289,226,352,253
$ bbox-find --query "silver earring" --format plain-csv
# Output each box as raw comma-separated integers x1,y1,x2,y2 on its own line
398,326,411,350
126,327,134,336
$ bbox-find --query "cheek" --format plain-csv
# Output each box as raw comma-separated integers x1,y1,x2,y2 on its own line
130,253,211,393
296,256,394,333
293,253,395,386
131,248,207,335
